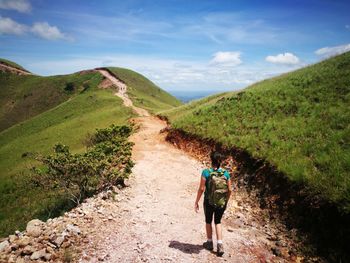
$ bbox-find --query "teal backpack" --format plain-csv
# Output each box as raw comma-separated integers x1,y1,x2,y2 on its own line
208,169,229,208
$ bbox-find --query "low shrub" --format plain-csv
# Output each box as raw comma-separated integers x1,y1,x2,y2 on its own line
32,124,134,205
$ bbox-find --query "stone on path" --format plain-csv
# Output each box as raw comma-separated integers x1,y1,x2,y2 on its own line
26,219,44,237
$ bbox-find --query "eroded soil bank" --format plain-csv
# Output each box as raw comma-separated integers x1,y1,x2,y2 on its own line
165,127,350,263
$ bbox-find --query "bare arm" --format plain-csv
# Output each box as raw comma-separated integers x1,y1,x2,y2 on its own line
226,178,232,203
194,177,206,213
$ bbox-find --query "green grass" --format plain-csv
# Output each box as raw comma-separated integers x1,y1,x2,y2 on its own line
164,52,350,212
0,88,135,236
0,60,182,236
160,91,232,120
0,58,29,72
107,67,182,112
0,70,102,131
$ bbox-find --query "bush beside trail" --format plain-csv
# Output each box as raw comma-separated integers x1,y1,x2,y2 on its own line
32,124,134,209
0,124,134,237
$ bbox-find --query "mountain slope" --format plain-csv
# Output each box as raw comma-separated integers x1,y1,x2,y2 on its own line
160,91,232,120
107,67,182,112
163,52,350,211
0,64,182,132
0,88,136,236
0,60,180,236
0,68,103,132
0,58,30,72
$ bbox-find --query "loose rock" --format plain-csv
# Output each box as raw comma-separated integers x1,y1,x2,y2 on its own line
17,236,30,247
9,235,17,243
0,240,9,252
26,219,44,237
66,224,81,235
53,236,65,248
22,245,35,255
30,248,47,260
15,257,25,263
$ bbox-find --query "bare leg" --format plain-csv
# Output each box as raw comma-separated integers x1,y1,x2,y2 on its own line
205,223,213,239
215,223,222,241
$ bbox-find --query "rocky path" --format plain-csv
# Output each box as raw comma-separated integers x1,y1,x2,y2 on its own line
95,69,149,117
79,114,294,263
0,71,301,262
77,71,294,263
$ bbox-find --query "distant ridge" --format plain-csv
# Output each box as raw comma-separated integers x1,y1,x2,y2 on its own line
0,59,31,75
0,60,181,132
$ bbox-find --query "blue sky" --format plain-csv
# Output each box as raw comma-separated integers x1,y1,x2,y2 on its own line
0,0,350,93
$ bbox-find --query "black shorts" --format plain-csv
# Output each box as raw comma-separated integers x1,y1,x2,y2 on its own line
203,198,226,224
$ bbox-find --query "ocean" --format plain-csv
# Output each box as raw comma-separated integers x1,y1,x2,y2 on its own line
170,90,220,103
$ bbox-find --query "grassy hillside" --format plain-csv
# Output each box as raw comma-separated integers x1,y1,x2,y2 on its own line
107,67,182,112
160,92,231,120
164,52,350,212
0,60,182,236
0,69,102,131
0,88,136,236
0,58,29,72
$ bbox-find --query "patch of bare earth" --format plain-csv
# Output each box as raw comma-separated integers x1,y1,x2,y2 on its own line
0,63,31,75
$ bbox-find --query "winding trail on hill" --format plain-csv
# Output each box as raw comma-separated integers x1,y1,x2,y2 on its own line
79,71,293,262
95,69,149,117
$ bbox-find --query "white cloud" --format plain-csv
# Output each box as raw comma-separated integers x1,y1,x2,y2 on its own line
0,16,70,41
31,22,68,41
265,52,300,65
210,51,242,67
0,0,31,13
26,53,300,93
0,16,27,35
315,43,350,57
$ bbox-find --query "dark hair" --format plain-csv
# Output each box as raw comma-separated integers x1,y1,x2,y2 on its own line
210,151,224,169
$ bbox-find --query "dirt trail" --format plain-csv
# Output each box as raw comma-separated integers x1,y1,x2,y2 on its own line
96,69,149,117
79,72,292,262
